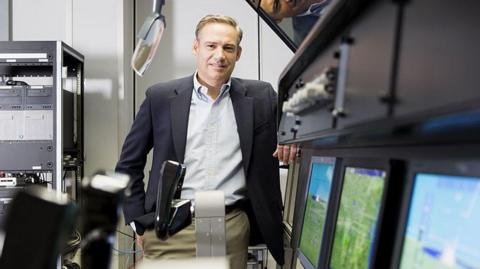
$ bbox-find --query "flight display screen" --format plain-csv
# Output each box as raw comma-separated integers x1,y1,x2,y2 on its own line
298,157,335,267
400,173,480,269
330,167,386,269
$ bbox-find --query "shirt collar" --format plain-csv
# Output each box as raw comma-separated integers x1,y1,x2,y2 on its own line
193,71,231,100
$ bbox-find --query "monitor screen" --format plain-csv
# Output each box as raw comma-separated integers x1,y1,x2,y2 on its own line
298,157,335,268
399,173,480,269
330,167,386,269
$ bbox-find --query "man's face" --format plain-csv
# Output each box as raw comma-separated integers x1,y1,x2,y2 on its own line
260,0,311,21
193,23,242,86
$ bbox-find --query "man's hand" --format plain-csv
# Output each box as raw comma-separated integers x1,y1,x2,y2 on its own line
273,144,298,165
136,234,145,251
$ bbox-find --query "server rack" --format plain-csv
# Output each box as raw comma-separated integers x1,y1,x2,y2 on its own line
0,41,84,211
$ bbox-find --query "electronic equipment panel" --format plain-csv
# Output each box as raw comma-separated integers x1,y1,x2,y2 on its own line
0,41,84,204
0,85,55,170
329,165,387,269
394,161,480,269
298,156,336,269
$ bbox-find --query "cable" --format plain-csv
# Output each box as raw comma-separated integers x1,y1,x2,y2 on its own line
112,236,142,255
124,238,143,269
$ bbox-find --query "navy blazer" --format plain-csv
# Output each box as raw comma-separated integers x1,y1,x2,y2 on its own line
116,75,284,264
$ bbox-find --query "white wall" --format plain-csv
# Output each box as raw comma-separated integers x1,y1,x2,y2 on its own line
12,0,73,44
72,0,133,177
0,0,9,41
259,20,294,90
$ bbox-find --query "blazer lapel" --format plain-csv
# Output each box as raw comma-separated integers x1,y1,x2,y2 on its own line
230,78,254,174
170,77,194,162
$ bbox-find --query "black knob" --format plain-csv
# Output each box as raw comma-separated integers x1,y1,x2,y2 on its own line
326,68,337,80
295,79,305,89
325,83,335,94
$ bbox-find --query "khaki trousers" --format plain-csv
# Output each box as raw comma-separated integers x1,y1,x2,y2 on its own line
143,208,250,269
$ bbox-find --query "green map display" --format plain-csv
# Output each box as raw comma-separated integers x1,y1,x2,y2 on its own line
299,161,334,267
330,167,386,269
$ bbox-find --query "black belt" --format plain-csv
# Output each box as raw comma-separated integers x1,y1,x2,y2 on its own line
225,199,247,214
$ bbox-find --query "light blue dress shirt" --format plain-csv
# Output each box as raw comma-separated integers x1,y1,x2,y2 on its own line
180,73,247,205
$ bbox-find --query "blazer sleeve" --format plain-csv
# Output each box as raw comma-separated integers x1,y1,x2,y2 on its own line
115,88,154,224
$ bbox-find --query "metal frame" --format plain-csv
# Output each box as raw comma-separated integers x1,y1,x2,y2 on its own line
55,41,63,193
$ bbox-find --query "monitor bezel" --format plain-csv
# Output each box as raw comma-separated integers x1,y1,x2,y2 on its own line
324,158,400,269
296,156,339,269
391,160,480,269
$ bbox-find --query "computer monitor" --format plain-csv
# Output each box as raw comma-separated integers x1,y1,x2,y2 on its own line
395,161,480,269
298,156,336,269
329,162,388,269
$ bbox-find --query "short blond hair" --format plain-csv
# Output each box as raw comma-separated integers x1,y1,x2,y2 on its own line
195,15,243,45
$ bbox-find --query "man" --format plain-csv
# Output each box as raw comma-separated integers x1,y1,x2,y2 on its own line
116,15,296,268
260,0,331,44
